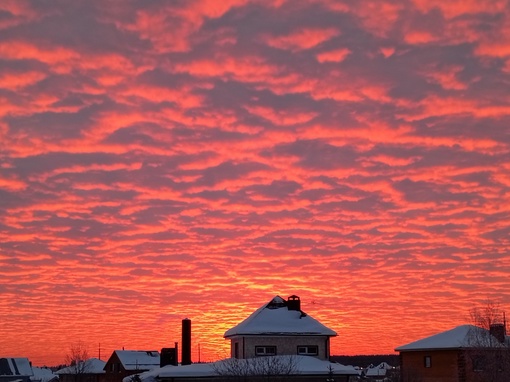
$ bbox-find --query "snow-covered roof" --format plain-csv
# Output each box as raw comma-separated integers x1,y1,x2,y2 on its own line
364,362,394,377
395,325,506,351
115,351,160,371
30,367,57,382
0,358,33,377
55,358,106,375
133,355,358,382
224,295,336,337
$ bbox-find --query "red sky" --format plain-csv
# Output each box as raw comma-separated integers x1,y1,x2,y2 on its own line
1,0,510,367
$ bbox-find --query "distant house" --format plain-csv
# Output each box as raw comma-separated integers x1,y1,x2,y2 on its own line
363,361,397,380
395,324,510,382
104,351,159,382
30,367,58,382
55,358,105,382
0,358,33,382
224,295,337,360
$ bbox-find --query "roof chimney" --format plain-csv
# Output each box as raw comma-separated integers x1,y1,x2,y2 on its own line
160,346,178,367
490,323,506,343
287,295,301,311
181,318,192,365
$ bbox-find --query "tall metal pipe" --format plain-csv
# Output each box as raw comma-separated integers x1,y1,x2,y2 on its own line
181,318,192,365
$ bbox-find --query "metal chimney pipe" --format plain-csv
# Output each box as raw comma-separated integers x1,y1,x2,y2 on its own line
181,318,192,365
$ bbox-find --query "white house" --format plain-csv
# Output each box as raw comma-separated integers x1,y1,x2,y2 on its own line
224,295,337,360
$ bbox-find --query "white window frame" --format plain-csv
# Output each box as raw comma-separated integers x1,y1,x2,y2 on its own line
255,346,277,356
297,345,318,356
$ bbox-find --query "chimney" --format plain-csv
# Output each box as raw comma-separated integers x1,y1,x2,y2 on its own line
160,346,178,367
287,295,301,311
181,318,192,365
490,323,506,343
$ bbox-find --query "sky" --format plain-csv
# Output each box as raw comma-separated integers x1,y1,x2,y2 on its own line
1,0,510,367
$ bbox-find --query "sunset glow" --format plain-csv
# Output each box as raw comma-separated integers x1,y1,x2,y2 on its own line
1,0,510,367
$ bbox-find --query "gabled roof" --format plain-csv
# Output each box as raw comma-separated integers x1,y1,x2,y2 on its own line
364,362,394,377
114,351,160,371
0,358,33,377
55,358,106,375
395,325,505,351
224,295,336,337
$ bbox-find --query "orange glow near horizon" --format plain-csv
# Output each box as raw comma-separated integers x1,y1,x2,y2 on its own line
1,0,510,368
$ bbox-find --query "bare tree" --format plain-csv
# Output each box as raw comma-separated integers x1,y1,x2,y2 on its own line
470,300,505,331
64,341,91,382
212,356,299,382
467,301,510,382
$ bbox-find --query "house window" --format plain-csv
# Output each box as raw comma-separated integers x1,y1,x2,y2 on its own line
255,346,276,356
473,356,485,372
234,342,239,359
424,356,431,368
297,346,318,356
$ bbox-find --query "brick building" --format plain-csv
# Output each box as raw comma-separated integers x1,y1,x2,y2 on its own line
396,324,510,382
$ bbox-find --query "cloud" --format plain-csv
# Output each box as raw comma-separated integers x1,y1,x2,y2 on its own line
0,0,510,367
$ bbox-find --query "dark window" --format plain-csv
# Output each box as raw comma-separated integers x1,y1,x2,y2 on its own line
473,355,485,372
297,346,318,356
424,356,431,368
234,342,239,359
255,346,276,356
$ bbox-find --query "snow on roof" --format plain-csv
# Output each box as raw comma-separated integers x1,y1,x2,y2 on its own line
395,325,506,351
115,351,160,371
30,367,57,382
134,355,358,382
55,358,106,375
224,295,336,337
0,358,33,376
364,362,394,377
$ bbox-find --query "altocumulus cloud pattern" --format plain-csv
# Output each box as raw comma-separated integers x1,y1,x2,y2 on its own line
0,0,509,366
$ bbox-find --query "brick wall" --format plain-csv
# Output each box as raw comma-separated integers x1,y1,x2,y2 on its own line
400,350,459,382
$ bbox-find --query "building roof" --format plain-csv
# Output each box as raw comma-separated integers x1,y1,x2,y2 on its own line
55,358,106,375
133,355,358,382
224,295,337,338
364,362,394,377
30,367,58,382
0,358,33,377
395,324,506,352
114,351,160,371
